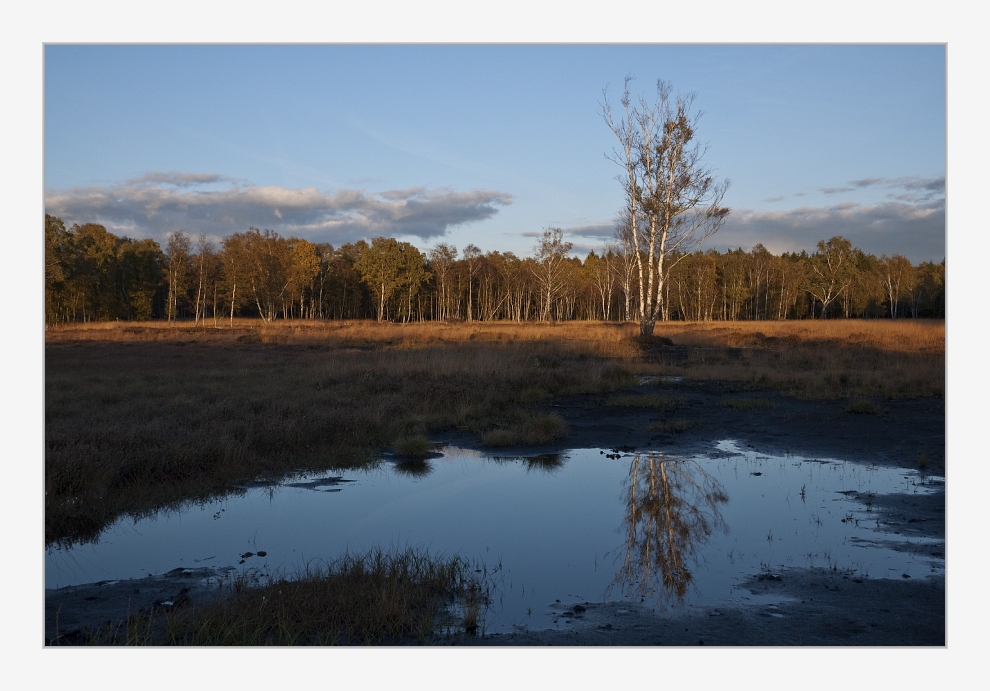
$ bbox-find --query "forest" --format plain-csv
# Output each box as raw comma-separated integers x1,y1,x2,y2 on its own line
44,214,945,327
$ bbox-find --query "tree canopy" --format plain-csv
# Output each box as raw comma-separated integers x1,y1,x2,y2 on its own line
43,214,944,326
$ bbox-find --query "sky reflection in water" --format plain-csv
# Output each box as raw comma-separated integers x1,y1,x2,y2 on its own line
46,441,944,633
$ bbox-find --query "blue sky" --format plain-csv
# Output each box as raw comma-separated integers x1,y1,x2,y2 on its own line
44,44,945,262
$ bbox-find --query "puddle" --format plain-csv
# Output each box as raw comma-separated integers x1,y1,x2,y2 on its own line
46,441,944,634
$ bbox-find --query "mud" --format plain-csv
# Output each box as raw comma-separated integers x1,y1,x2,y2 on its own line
459,568,944,646
441,379,945,471
46,567,232,645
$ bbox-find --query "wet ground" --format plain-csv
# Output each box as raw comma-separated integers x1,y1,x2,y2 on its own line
450,378,946,471
45,379,945,645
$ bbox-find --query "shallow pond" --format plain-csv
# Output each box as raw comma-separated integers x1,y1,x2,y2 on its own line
46,440,944,634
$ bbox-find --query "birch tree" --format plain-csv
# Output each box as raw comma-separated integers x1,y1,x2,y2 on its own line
221,232,249,325
879,254,913,319
428,243,457,321
533,227,573,322
604,79,729,335
462,244,482,322
808,236,853,318
164,231,192,323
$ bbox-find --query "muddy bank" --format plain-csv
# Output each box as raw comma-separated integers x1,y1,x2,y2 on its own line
435,380,946,646
46,567,232,644
461,568,944,646
439,379,945,472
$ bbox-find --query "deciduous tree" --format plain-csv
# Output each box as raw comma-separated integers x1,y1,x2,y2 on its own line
164,231,192,323
533,227,573,322
604,78,729,335
807,236,853,318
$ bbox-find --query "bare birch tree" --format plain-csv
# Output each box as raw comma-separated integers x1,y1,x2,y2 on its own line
462,244,482,323
808,236,853,318
533,227,573,322
164,231,191,323
604,79,729,335
879,254,913,319
428,243,457,321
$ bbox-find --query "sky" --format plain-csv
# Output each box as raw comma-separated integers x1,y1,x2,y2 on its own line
44,44,946,263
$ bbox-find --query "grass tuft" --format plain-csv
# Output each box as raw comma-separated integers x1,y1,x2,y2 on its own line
846,399,884,415
392,435,434,458
481,412,568,447
74,547,489,646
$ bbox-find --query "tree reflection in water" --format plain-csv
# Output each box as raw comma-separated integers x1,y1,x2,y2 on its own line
609,451,728,605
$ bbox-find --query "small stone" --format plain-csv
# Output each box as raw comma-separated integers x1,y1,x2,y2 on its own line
257,551,267,557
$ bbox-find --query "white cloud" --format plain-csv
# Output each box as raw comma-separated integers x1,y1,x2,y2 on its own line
563,223,616,241
125,171,237,187
715,198,945,263
45,174,513,245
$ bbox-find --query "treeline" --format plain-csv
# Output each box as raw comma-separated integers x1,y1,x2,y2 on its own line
44,214,944,326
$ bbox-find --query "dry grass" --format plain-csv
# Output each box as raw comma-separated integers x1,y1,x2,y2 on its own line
392,435,435,458
44,319,644,355
647,419,692,433
480,412,568,447
641,319,944,400
846,399,885,415
73,547,486,645
46,318,943,546
46,321,632,545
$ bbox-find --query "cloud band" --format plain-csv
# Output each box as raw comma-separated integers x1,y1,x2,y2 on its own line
45,174,513,245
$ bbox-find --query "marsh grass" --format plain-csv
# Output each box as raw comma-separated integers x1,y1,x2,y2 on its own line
76,548,487,645
46,322,630,545
46,319,942,546
392,435,435,458
846,399,885,415
480,412,568,447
